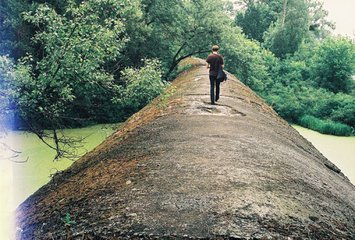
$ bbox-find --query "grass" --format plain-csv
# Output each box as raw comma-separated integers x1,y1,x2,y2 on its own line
298,115,354,136
157,85,177,109
176,63,194,74
61,213,76,226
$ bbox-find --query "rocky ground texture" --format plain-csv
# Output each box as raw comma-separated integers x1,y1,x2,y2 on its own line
16,58,355,239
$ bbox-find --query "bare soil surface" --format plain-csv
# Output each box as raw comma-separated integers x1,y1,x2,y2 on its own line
16,58,355,239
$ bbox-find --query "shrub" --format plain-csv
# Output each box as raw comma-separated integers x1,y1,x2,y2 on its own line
117,59,166,112
312,37,354,93
298,115,353,136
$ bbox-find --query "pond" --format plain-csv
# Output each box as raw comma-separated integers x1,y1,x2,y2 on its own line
293,125,355,185
0,124,117,239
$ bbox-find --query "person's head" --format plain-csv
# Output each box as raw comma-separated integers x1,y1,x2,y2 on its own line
212,45,219,52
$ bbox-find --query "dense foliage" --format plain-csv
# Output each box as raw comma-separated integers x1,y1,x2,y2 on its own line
116,59,166,114
235,0,354,135
0,0,354,157
0,56,15,132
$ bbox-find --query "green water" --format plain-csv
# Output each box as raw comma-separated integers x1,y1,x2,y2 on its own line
293,125,355,185
0,124,117,239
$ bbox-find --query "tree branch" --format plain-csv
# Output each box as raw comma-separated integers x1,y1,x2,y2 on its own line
165,49,210,79
51,23,78,81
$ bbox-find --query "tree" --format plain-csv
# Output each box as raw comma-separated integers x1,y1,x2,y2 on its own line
220,25,270,92
234,0,333,46
12,0,130,159
139,0,230,79
235,1,279,42
0,55,15,130
312,37,354,94
263,0,310,58
117,59,166,113
0,0,33,58
307,0,334,39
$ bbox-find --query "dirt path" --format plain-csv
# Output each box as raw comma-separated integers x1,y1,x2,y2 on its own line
16,58,355,239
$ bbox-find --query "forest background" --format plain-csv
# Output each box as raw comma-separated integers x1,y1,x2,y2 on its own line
0,0,354,158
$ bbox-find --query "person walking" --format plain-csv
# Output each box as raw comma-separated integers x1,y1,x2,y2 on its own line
206,45,224,104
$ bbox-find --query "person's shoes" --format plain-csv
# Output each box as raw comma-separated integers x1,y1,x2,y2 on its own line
215,97,219,102
211,102,215,105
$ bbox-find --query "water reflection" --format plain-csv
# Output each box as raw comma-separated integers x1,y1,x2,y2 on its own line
0,124,117,239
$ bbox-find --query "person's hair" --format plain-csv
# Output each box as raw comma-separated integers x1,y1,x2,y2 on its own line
212,45,219,51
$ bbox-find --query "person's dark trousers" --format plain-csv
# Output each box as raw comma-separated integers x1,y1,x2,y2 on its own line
209,75,220,104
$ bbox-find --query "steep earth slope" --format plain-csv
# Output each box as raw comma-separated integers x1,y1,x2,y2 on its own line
16,58,355,239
